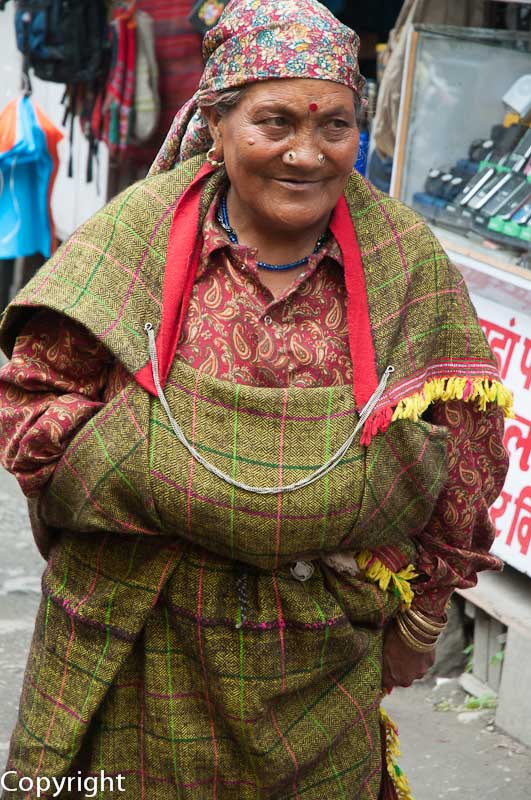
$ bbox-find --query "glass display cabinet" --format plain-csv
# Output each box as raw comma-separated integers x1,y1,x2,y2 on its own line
392,25,530,293
391,24,531,577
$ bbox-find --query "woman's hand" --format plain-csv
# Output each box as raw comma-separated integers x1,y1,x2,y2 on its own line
382,620,436,689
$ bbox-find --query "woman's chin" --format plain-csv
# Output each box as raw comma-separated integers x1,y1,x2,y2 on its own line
258,202,332,235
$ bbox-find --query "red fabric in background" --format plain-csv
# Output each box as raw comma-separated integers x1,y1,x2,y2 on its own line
128,0,204,164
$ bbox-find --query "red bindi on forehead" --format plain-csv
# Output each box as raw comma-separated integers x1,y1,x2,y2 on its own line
309,102,318,112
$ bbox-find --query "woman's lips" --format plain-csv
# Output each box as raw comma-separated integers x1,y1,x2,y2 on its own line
274,178,321,191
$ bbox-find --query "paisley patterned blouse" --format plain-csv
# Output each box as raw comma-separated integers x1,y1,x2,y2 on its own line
0,198,507,619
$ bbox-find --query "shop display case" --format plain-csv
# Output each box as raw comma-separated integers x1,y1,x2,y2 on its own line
392,26,530,283
391,25,531,577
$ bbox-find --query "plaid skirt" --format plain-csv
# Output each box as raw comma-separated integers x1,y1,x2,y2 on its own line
5,534,401,800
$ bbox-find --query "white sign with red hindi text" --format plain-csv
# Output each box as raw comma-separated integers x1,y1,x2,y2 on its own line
471,293,531,578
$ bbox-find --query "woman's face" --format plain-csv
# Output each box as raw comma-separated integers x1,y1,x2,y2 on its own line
204,78,360,236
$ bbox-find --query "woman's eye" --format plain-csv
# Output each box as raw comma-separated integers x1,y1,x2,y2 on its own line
326,119,349,130
263,116,288,128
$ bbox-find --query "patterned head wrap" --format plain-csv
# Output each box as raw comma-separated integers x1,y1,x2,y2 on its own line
150,0,363,174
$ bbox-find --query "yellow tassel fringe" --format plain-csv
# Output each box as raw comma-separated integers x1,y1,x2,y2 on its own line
356,551,418,609
391,377,514,422
380,706,415,800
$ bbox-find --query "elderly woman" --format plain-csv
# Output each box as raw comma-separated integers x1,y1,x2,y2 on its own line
0,1,511,798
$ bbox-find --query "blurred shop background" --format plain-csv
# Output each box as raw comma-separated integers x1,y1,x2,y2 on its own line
0,0,531,766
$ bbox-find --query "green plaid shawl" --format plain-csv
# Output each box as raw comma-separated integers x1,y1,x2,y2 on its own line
0,158,501,799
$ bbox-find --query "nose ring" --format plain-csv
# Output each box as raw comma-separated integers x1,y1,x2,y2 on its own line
317,153,325,164
286,150,297,162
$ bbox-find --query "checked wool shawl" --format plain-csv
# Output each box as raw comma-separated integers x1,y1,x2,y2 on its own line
0,157,509,799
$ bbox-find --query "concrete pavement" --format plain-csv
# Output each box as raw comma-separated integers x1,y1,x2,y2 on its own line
385,682,531,799
1,467,530,797
0,468,41,766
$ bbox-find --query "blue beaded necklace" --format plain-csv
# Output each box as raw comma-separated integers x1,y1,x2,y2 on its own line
217,195,327,272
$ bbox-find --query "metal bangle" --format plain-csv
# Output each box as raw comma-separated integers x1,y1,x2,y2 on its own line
400,612,440,640
406,608,447,635
410,606,448,627
400,617,439,648
395,615,438,653
396,624,437,654
399,615,439,646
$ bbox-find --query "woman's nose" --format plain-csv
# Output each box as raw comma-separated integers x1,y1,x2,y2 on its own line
281,133,322,167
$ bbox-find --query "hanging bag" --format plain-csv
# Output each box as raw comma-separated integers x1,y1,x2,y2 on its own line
133,10,159,143
0,96,62,259
13,1,111,182
15,0,110,85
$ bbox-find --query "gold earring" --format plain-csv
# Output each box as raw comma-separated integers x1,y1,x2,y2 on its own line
206,145,224,167
317,154,325,164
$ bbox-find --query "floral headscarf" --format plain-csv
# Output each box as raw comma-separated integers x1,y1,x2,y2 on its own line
149,0,363,174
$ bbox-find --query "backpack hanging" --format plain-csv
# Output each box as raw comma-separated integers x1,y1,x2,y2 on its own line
13,1,111,182
15,0,110,85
